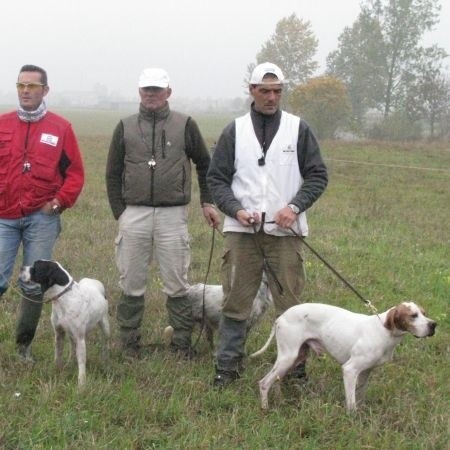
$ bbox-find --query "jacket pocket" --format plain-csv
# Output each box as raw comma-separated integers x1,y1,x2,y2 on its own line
0,131,13,151
0,135,12,175
30,156,59,198
0,184,6,208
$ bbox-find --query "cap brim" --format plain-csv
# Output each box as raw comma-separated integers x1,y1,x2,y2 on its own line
138,83,169,88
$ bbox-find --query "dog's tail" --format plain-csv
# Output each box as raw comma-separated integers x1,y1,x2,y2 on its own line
249,323,276,358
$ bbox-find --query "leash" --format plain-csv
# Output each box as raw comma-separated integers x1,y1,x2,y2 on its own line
0,269,74,304
45,280,75,302
285,225,377,313
251,222,284,295
191,226,221,350
259,220,377,313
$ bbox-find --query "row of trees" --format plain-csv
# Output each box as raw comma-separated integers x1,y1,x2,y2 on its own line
247,0,449,140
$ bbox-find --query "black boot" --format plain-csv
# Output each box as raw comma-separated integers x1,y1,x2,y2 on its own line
117,293,145,359
16,293,44,362
213,316,247,388
166,296,196,359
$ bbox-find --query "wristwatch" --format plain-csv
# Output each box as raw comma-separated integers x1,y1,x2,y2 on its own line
287,204,300,215
52,204,61,215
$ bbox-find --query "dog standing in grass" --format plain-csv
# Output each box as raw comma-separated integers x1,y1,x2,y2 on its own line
164,277,273,349
251,301,437,412
20,259,110,387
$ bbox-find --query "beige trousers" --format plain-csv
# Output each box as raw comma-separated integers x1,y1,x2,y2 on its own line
115,205,191,297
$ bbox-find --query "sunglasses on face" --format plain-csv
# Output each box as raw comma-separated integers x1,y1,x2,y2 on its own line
16,82,45,91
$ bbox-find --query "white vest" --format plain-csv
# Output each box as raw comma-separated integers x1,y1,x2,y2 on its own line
223,111,309,236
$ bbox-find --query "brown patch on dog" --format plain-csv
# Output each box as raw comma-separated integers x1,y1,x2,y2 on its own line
384,304,413,332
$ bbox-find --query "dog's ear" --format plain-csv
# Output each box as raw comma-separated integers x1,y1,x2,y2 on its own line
48,263,70,287
384,304,410,332
384,307,397,331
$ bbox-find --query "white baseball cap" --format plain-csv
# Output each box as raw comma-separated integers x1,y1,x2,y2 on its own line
250,62,285,85
138,68,170,88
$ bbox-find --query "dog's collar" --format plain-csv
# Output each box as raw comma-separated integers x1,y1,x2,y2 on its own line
47,280,75,303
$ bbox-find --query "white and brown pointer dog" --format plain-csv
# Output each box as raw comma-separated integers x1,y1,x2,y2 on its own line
20,260,110,387
250,302,437,412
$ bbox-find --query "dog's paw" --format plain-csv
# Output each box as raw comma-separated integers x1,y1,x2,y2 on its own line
163,326,174,346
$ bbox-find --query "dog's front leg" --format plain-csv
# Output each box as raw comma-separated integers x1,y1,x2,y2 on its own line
355,368,372,407
68,335,77,363
54,327,65,371
342,362,359,412
74,337,87,387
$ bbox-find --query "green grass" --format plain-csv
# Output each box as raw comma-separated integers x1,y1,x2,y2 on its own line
0,109,449,449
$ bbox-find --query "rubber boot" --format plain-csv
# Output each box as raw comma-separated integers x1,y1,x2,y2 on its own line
15,292,44,362
213,316,247,387
116,293,145,358
166,295,195,358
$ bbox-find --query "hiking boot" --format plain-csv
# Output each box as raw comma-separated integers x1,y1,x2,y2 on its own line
213,369,240,388
166,295,195,351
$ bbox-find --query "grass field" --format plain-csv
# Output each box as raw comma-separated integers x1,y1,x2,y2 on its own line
0,108,449,449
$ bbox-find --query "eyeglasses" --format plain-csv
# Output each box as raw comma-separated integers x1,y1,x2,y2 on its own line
16,82,45,91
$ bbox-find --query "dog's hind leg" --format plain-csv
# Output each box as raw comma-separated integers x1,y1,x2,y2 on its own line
99,314,111,360
55,327,65,371
259,349,299,410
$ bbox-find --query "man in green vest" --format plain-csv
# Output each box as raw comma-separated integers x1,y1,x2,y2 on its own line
106,68,220,359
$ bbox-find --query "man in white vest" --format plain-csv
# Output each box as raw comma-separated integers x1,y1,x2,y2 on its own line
207,62,328,387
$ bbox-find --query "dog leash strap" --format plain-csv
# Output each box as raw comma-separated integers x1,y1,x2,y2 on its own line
192,226,217,350
46,280,75,302
251,222,284,295
285,226,378,313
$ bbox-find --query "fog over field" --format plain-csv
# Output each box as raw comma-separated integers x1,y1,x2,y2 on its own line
1,0,449,105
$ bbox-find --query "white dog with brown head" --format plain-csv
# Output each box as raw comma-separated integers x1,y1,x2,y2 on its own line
251,301,437,412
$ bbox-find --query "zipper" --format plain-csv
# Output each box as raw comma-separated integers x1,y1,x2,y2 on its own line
161,130,166,159
150,113,156,204
22,122,31,173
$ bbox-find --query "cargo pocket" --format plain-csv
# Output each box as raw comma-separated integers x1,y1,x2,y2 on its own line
114,232,124,276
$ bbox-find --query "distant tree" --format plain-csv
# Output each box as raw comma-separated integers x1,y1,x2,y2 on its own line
246,13,318,98
404,46,450,138
290,76,352,139
326,9,386,125
327,0,443,119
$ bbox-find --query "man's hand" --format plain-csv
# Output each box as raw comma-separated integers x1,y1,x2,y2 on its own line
236,209,260,227
41,198,62,215
202,204,221,228
274,206,297,229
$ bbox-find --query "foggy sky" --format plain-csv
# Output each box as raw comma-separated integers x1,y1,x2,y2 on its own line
1,0,449,102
